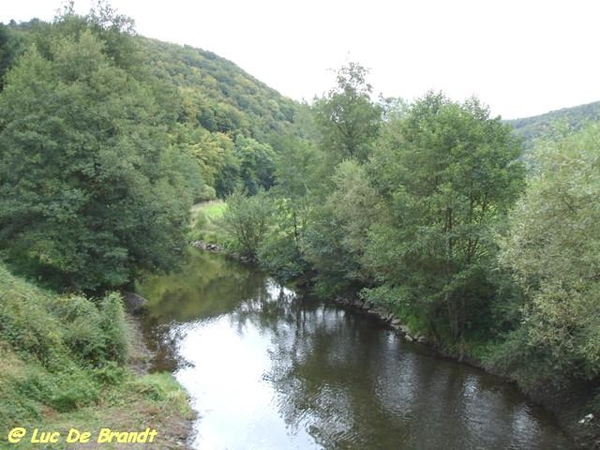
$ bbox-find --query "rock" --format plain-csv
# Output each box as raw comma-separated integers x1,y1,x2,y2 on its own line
399,325,410,335
190,240,206,249
190,240,221,252
391,318,403,326
417,335,428,344
579,413,594,424
372,307,386,317
123,292,148,315
404,334,414,343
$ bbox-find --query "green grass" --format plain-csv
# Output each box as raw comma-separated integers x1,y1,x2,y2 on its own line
196,200,227,219
188,200,229,243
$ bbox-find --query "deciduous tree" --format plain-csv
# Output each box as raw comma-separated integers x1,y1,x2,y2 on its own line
364,92,524,343
0,30,192,291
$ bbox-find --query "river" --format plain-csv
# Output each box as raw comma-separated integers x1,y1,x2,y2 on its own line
137,251,574,450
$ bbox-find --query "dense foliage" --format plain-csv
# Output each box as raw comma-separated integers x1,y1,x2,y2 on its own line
0,263,128,421
0,28,193,291
363,93,524,343
0,5,295,291
222,63,600,403
494,125,600,388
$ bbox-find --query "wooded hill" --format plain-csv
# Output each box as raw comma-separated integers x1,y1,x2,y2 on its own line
138,37,297,140
1,21,297,141
507,100,600,146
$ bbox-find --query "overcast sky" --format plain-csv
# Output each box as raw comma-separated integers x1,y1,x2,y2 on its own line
2,0,599,119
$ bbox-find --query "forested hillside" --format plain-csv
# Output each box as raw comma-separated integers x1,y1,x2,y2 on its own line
138,37,296,140
508,100,600,146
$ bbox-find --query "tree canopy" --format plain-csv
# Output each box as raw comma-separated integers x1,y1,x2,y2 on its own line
496,124,600,387
0,14,193,291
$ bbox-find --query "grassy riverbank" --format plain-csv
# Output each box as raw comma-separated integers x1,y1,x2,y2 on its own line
0,264,194,449
189,200,228,244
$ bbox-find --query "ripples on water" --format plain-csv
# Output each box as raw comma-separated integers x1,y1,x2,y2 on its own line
139,253,573,450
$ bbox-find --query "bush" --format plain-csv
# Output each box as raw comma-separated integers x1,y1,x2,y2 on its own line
0,264,131,427
0,266,64,365
51,295,106,365
223,190,273,257
99,292,129,365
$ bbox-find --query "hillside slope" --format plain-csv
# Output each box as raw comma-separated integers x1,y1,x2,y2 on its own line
507,100,600,146
0,263,194,448
137,37,298,141
1,20,299,142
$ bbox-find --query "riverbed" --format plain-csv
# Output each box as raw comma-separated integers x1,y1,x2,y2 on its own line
137,251,574,450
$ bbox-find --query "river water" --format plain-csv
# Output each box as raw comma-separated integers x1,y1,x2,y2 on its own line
138,251,574,450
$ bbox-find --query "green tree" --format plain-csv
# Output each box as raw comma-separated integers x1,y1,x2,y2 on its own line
223,190,272,258
0,30,192,291
496,124,600,388
257,135,320,282
234,135,276,195
186,126,236,197
302,160,378,295
313,62,381,164
0,23,25,91
364,92,524,343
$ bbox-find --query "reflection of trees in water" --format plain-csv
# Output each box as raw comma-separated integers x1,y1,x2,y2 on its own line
139,253,573,450
231,281,299,334
139,251,268,371
139,251,266,324
242,295,568,450
240,298,413,449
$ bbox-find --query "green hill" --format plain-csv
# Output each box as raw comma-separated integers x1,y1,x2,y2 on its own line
138,37,297,140
507,100,600,147
1,20,298,142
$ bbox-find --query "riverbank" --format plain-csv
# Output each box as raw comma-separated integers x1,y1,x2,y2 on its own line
332,295,600,450
0,264,195,450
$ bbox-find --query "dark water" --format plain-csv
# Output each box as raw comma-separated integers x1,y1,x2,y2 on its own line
138,251,574,450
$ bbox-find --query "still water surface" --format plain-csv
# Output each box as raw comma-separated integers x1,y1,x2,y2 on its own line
138,251,573,450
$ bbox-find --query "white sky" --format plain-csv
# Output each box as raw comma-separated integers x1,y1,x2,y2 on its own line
2,0,599,119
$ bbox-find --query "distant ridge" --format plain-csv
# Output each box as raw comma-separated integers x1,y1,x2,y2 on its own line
507,100,600,146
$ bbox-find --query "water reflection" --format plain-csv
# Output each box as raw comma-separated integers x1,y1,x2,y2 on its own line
138,251,573,450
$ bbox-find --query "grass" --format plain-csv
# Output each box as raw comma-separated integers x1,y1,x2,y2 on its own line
192,200,227,219
188,200,229,243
